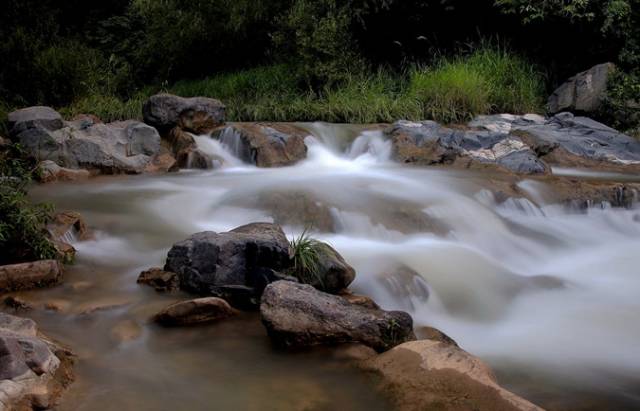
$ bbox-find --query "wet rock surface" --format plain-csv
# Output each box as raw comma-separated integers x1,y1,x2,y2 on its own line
363,339,544,411
260,281,415,352
0,312,73,411
164,223,293,307
547,62,615,114
299,242,356,293
213,122,308,167
137,268,180,292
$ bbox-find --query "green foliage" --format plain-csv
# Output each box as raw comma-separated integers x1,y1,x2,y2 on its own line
289,228,324,287
409,45,545,123
602,70,640,135
0,145,57,265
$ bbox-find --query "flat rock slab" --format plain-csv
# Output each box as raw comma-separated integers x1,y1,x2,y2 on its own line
260,281,415,352
363,339,544,411
0,260,62,293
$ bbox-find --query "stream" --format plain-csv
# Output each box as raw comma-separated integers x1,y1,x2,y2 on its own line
18,123,640,410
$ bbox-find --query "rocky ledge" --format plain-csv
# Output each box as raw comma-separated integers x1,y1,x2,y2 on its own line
388,112,640,175
0,313,74,411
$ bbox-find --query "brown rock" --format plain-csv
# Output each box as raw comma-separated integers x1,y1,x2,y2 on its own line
213,122,308,167
363,340,543,411
38,160,91,183
137,268,179,292
110,320,142,343
47,211,90,241
339,291,380,309
3,296,34,311
414,326,458,346
153,297,239,326
0,260,63,293
261,281,416,352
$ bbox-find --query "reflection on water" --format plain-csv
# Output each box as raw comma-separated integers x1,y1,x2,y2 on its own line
22,124,640,410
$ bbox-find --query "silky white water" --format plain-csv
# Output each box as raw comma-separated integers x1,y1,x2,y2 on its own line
28,124,640,410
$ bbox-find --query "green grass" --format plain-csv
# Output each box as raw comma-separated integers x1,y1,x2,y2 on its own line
289,228,324,287
54,45,545,125
409,45,546,123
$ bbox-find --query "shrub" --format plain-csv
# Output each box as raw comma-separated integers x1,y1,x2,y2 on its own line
0,145,57,265
602,70,640,136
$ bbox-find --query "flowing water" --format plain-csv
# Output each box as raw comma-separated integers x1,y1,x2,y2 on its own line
18,123,640,410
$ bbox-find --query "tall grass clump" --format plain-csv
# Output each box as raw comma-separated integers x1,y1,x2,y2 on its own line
409,45,545,123
289,228,324,288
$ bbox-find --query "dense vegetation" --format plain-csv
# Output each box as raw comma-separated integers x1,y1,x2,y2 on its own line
0,143,57,265
1,0,638,129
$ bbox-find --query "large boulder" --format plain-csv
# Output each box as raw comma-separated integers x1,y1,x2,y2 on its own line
143,93,226,134
387,118,549,175
260,281,416,352
0,313,73,410
153,297,239,326
0,260,62,293
548,62,615,114
213,123,308,167
7,107,175,175
164,223,293,308
363,339,543,411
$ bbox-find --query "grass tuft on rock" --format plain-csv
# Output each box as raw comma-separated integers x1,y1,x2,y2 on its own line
289,228,325,288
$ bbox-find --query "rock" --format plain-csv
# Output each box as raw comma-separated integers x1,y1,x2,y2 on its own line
511,113,640,173
74,297,131,316
3,296,34,311
339,291,380,310
260,281,416,352
0,312,73,410
294,242,355,293
143,93,226,134
548,62,615,114
164,223,293,307
137,268,179,292
8,106,174,175
363,339,543,411
414,326,458,346
0,260,62,293
387,119,549,175
7,106,64,136
256,191,337,232
47,211,90,242
153,297,239,326
380,265,430,311
38,160,91,183
213,123,308,167
43,299,72,313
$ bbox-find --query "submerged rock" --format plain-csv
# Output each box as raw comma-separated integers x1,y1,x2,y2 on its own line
548,62,615,114
137,268,180,292
0,312,74,410
143,93,226,134
164,223,293,307
0,260,62,293
260,281,415,352
213,123,308,167
363,339,543,411
153,297,239,326
38,160,90,183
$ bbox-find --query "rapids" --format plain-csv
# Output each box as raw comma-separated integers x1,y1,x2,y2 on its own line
25,123,640,410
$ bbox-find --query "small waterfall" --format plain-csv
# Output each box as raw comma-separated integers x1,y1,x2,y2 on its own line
347,130,392,162
192,135,247,169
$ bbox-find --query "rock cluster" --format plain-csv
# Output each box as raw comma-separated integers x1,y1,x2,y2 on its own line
388,112,640,174
0,313,73,410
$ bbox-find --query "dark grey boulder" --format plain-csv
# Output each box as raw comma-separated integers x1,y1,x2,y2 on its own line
548,62,615,114
297,242,355,293
164,223,293,308
7,106,64,136
143,93,226,134
261,281,416,352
